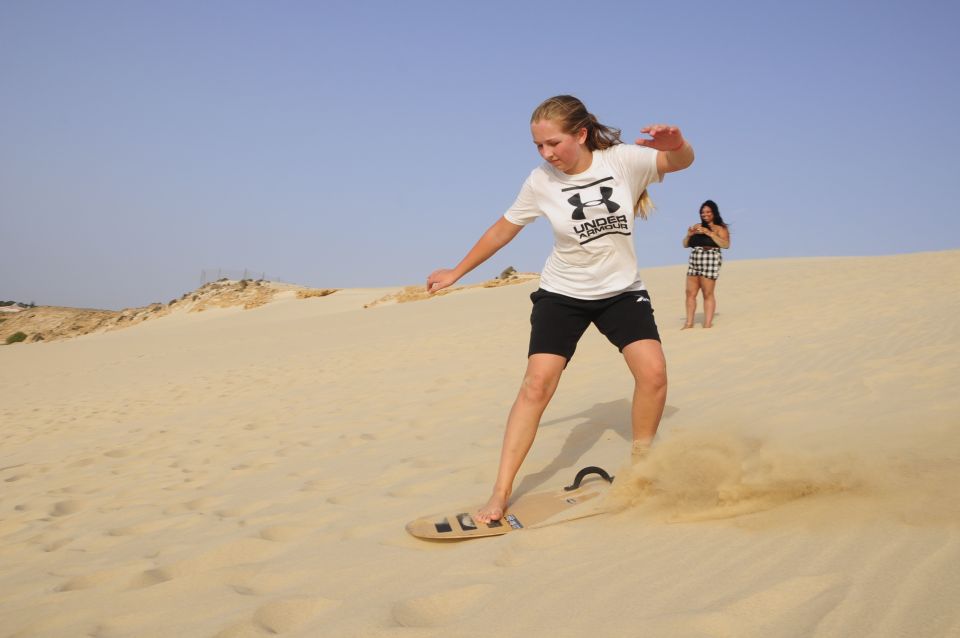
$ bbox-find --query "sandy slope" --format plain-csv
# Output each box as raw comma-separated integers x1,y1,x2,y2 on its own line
1,251,958,637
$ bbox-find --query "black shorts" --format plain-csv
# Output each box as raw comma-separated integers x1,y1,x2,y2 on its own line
528,288,661,361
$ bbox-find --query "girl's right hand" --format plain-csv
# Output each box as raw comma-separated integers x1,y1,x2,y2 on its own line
426,268,458,293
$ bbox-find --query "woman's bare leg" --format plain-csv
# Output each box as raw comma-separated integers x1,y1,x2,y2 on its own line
476,353,567,523
622,340,668,451
700,277,718,328
683,276,700,329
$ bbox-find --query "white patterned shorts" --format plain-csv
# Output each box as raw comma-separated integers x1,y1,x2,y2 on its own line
687,247,722,280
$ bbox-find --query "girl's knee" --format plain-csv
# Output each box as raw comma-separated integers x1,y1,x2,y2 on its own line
519,371,558,404
634,360,667,391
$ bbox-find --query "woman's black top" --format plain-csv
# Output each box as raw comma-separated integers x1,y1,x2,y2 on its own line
689,230,720,248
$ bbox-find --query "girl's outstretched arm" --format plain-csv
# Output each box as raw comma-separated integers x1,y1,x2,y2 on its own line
427,217,523,293
635,124,695,175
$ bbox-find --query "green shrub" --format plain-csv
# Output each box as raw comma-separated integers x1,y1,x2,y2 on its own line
5,331,27,344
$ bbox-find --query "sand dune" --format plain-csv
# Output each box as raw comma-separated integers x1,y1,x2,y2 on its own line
1,251,958,637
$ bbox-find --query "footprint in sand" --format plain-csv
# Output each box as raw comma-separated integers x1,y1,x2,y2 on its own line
228,571,305,597
66,457,97,468
212,596,339,637
392,584,495,628
335,432,379,449
258,525,312,542
50,500,86,517
128,567,174,588
252,597,340,633
298,479,331,492
182,496,222,512
106,517,185,537
215,500,275,519
42,537,75,552
128,537,284,589
385,483,436,498
56,561,153,591
340,520,391,541
400,456,438,469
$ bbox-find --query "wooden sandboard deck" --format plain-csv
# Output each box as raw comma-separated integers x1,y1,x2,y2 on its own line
406,466,614,540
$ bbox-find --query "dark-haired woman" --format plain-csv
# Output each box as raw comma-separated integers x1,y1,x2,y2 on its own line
426,95,694,523
682,200,730,329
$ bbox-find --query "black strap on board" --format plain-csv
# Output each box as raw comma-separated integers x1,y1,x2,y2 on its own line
564,466,614,491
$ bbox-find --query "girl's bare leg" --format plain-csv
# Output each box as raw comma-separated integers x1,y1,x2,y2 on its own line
622,340,668,454
683,276,700,329
476,353,567,523
700,277,718,328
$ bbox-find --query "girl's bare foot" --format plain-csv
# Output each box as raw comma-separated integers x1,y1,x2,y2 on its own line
703,323,713,329
476,491,510,524
681,323,694,330
631,440,651,462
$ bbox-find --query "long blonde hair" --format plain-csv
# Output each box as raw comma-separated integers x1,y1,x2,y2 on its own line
531,95,655,220
634,190,654,220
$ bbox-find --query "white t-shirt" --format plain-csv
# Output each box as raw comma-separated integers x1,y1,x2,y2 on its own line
504,144,661,300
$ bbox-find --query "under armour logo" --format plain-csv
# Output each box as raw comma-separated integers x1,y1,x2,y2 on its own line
568,186,621,220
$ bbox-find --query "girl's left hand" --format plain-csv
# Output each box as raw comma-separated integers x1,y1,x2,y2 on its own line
426,268,458,293
636,125,685,152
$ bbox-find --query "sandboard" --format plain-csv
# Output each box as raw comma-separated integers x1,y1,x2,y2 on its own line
406,466,614,540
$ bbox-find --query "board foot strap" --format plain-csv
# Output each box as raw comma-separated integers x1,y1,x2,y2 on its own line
564,466,614,491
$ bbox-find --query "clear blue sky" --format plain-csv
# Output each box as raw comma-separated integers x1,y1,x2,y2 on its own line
2,0,958,309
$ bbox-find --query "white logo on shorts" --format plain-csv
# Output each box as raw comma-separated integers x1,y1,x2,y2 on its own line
635,296,650,303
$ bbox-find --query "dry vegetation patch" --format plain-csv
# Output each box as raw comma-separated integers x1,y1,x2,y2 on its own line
296,288,338,300
1,280,340,344
364,271,538,308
